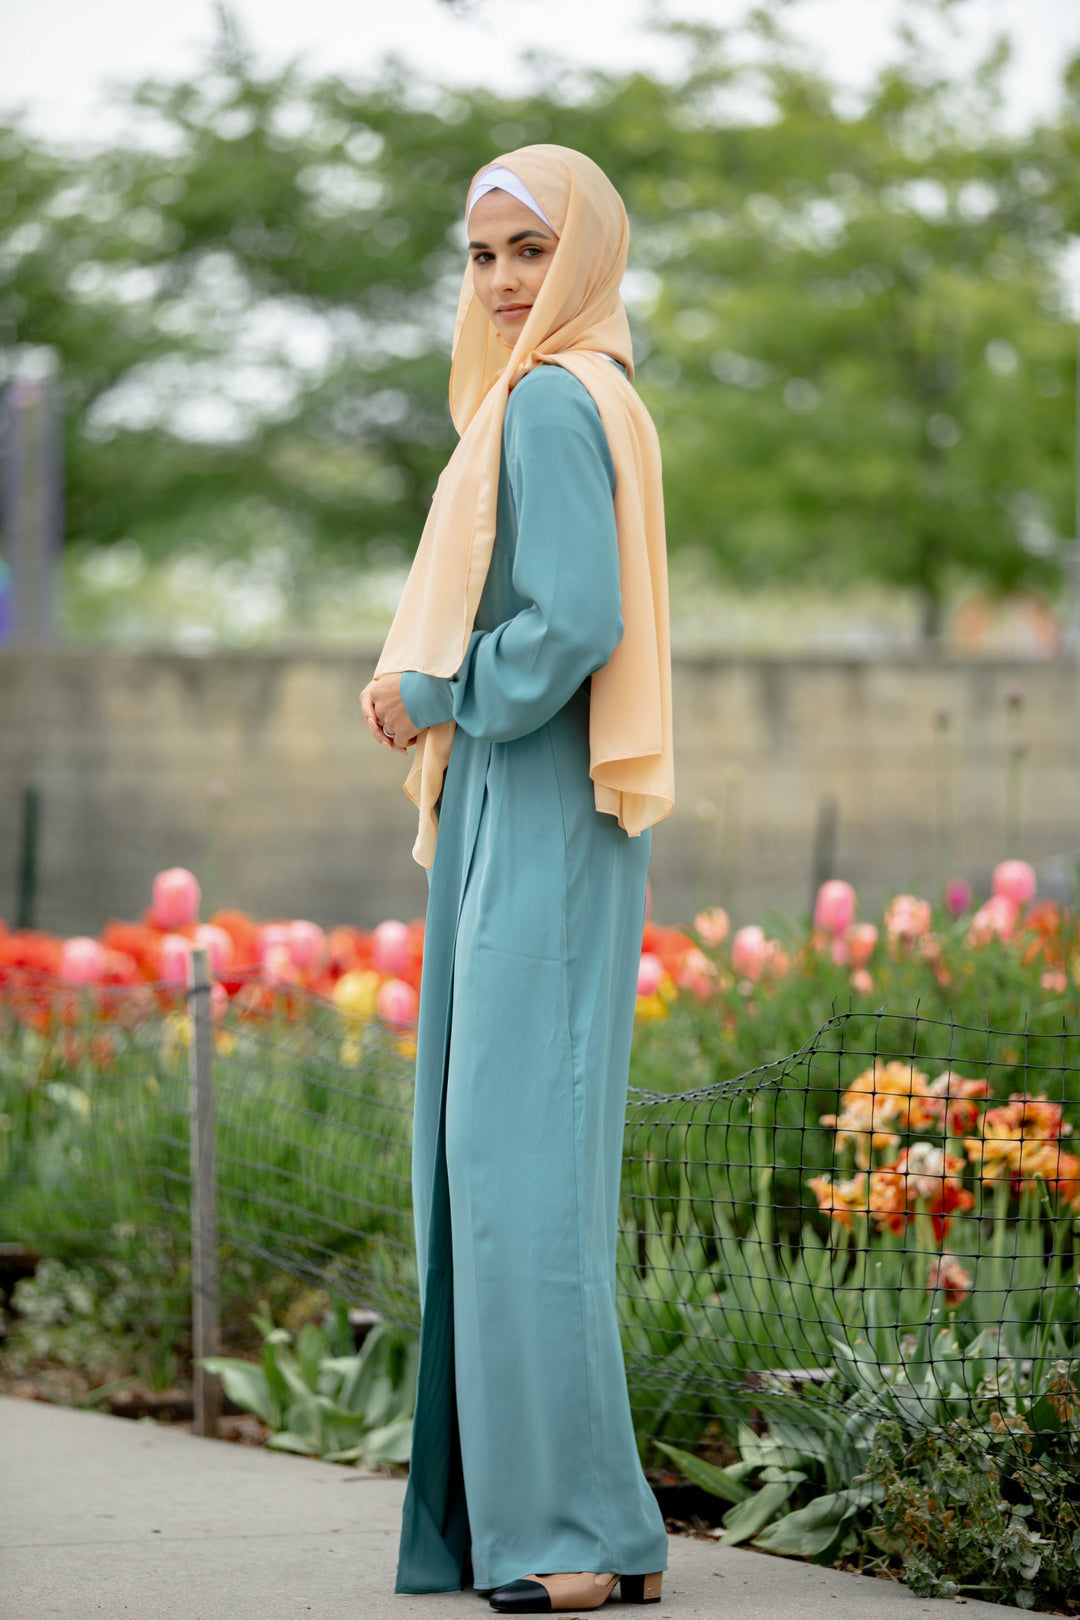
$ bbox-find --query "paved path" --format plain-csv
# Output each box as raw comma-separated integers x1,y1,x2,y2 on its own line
1,1397,1030,1620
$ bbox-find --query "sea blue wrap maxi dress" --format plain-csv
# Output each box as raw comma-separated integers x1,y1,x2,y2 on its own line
394,362,669,1594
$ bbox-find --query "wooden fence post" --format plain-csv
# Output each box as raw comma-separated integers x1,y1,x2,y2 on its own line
809,793,838,917
187,946,221,1437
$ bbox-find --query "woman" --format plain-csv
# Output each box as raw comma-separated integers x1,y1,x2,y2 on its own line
359,145,674,1615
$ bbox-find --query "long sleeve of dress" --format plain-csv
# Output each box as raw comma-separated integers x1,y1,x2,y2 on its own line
399,369,622,744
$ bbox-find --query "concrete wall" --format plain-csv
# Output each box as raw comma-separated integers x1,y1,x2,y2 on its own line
1,649,1078,936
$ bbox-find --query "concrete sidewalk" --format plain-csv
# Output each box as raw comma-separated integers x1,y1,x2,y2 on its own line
2,1396,1029,1620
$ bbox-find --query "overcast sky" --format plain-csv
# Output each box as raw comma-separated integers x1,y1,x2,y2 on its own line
4,0,1080,146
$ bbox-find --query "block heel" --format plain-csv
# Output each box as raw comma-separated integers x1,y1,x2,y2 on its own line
619,1573,663,1603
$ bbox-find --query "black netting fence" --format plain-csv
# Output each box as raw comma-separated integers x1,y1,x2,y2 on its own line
2,977,1077,1483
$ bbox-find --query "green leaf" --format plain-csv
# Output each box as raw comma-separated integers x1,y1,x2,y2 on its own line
718,1482,795,1545
197,1357,277,1428
753,1489,859,1557
654,1442,753,1503
361,1416,413,1467
295,1322,328,1391
267,1429,319,1455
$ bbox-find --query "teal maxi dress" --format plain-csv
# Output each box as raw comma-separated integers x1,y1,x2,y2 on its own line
395,362,669,1595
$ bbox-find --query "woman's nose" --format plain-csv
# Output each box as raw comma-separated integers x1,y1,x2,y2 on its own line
496,259,519,291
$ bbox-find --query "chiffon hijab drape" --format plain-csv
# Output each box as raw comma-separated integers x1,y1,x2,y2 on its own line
373,143,674,865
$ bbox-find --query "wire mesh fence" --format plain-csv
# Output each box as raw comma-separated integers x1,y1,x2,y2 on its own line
1,969,1077,1480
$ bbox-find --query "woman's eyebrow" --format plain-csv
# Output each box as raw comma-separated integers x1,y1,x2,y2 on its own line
468,228,555,249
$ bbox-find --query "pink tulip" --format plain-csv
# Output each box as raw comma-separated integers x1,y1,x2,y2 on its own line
1041,968,1068,994
377,977,418,1026
159,933,193,983
372,919,411,976
850,968,875,996
966,893,1018,946
944,877,973,918
813,880,856,936
256,922,291,963
675,947,717,1001
210,981,230,1021
288,920,327,973
884,894,932,943
693,906,730,946
152,867,201,930
60,936,108,985
261,943,299,987
193,923,233,975
992,859,1036,909
731,925,769,981
637,951,664,997
829,933,850,967
846,923,878,969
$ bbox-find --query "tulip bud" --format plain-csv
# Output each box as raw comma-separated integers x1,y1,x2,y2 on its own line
287,920,327,973
152,867,201,930
193,923,233,975
377,977,418,1026
992,859,1036,909
693,906,730,946
158,933,193,984
372,920,411,976
60,936,108,986
813,880,856,936
637,951,664,997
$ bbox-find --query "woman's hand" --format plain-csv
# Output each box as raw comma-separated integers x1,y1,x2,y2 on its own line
360,674,419,753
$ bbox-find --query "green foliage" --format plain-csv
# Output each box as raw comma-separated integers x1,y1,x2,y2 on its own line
3,1254,186,1390
200,1305,417,1465
658,1409,880,1560
656,1324,1080,1586
3,3,1077,628
866,1399,1080,1609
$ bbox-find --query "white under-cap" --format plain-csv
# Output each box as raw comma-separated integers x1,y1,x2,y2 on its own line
467,165,555,231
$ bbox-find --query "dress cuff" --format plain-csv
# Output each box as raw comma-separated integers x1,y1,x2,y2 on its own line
399,670,455,731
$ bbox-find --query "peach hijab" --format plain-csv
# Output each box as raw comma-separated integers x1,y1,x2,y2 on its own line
374,144,674,867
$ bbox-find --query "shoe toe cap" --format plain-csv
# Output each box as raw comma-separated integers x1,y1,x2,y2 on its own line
488,1579,552,1614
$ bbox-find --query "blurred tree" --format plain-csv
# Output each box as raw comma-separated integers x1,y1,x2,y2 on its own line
1,0,1076,637
631,5,1080,635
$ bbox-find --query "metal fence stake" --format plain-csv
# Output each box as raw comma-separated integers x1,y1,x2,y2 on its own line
16,785,40,931
187,946,221,1437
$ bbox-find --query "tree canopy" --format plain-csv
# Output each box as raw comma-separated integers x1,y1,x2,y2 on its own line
2,1,1077,637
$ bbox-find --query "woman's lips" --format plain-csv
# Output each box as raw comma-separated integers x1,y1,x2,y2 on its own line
496,304,531,317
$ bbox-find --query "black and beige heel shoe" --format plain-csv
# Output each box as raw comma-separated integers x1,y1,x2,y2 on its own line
488,1571,663,1612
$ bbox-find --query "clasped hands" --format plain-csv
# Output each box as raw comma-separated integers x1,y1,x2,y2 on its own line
359,673,419,753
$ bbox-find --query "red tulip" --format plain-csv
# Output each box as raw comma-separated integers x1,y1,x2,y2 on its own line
152,868,201,930
846,923,878,969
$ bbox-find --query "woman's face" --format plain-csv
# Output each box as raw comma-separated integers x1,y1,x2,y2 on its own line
468,189,559,342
